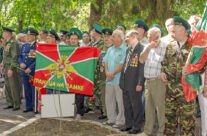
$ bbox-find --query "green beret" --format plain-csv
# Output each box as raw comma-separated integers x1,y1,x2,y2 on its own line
49,28,60,40
173,16,191,34
60,30,68,35
68,28,82,40
134,19,149,31
151,24,165,37
2,26,14,32
93,24,102,34
20,28,28,34
102,28,113,35
117,23,126,30
27,28,39,35
82,31,89,35
41,28,48,34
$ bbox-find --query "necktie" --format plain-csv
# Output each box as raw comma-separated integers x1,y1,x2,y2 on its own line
124,47,133,73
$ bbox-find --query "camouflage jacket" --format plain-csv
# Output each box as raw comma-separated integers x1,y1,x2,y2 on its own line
161,40,191,83
3,38,20,70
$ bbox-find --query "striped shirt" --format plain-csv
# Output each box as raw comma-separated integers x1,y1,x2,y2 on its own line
144,41,167,78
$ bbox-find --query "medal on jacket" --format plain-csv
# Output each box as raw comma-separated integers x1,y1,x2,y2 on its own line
130,54,138,67
28,49,36,58
4,45,10,52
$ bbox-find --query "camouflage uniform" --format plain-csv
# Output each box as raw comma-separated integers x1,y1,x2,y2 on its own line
161,41,196,136
87,38,106,114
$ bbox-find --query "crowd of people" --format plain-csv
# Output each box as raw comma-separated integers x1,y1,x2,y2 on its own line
0,14,206,136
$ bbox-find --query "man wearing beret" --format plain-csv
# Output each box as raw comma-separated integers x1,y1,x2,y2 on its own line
18,28,38,113
161,17,195,136
88,24,107,119
80,31,90,47
2,26,21,111
134,19,149,47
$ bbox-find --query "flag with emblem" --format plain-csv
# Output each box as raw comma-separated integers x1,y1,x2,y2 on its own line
33,43,101,95
182,3,207,102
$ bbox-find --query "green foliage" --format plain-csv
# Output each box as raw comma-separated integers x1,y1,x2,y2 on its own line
0,0,206,35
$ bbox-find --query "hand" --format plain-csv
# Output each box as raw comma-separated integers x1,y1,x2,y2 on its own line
7,70,13,78
161,72,168,83
136,85,142,92
20,63,27,69
182,66,188,75
1,67,4,74
25,68,31,74
106,72,114,81
149,40,160,48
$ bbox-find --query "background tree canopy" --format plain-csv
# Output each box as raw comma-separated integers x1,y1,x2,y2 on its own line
0,0,206,34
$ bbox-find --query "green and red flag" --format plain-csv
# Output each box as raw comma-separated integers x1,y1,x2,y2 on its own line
33,43,101,96
182,3,207,102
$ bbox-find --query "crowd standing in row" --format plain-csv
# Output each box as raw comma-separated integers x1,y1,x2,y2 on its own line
0,14,206,136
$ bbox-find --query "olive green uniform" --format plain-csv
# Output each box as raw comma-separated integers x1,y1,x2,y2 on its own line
161,41,196,136
3,38,21,108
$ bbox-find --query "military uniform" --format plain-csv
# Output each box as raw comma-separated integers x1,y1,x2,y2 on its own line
3,30,21,110
18,28,38,112
161,40,195,136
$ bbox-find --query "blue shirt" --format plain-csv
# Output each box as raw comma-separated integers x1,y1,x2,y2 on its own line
103,43,127,85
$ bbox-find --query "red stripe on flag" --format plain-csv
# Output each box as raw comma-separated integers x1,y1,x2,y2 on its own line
68,47,101,63
64,72,94,96
33,70,53,88
36,43,60,61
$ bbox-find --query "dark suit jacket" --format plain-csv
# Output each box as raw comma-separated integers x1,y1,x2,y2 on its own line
119,42,145,91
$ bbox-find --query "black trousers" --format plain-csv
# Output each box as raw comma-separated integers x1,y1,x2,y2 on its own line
123,89,143,130
75,94,85,116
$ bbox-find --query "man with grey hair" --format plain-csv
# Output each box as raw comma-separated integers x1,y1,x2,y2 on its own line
119,30,145,134
138,27,167,136
102,29,127,127
161,18,175,45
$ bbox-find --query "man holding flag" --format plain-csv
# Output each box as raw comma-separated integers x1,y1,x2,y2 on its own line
182,4,207,136
161,17,195,135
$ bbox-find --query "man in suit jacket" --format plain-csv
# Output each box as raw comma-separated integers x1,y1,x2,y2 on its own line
119,30,145,134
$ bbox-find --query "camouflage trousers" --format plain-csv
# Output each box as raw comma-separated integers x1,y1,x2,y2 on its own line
165,82,196,136
86,79,106,115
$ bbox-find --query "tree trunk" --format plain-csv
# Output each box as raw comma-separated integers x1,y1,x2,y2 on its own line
89,0,103,31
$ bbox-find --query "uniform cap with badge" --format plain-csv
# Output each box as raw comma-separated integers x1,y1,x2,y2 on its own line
48,28,60,40
93,24,103,34
82,31,89,35
134,19,149,32
102,28,113,36
2,26,14,33
27,28,39,36
68,28,82,40
20,28,29,34
173,16,191,35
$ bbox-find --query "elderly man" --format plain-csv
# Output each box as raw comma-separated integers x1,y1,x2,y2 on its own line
138,27,167,136
119,30,144,134
161,17,195,136
102,29,126,127
46,29,60,44
161,18,175,45
2,26,21,110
